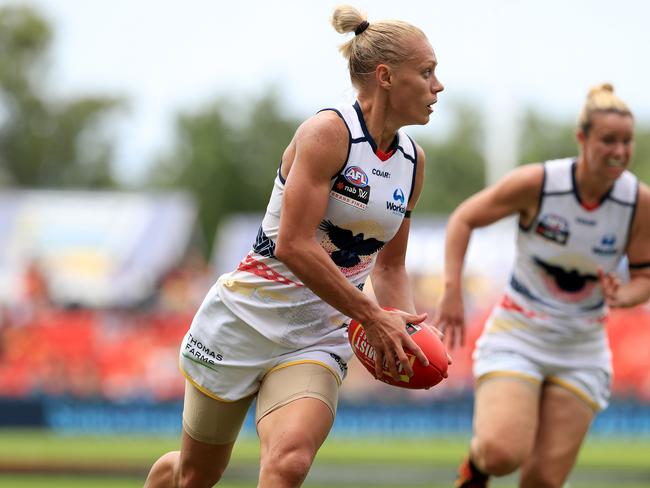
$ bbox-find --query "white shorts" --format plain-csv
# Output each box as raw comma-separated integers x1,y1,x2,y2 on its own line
179,284,349,402
473,301,612,411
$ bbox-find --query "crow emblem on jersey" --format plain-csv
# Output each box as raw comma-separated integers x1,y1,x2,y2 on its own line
533,257,598,293
319,220,385,268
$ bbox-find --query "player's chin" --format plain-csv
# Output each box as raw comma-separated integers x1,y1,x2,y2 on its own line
410,113,431,126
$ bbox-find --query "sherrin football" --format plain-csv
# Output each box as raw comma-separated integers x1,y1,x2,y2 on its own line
348,317,448,389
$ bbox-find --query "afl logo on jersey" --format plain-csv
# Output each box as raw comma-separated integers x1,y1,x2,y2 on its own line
331,167,371,210
344,166,369,187
535,214,569,245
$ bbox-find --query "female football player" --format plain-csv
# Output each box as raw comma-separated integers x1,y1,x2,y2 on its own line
438,83,650,488
145,4,444,487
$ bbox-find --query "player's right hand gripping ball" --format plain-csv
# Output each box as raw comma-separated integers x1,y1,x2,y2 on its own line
348,319,448,389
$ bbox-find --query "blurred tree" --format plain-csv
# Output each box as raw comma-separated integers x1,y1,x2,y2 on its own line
416,101,486,213
0,5,125,188
518,109,577,164
149,90,298,251
151,94,490,250
631,126,650,184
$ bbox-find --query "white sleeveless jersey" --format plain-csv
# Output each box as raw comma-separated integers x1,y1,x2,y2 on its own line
217,101,418,348
506,157,638,333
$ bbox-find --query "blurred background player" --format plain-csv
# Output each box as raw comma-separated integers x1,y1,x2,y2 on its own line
145,4,444,488
436,83,650,487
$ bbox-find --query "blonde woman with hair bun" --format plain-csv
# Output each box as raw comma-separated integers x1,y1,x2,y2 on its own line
145,4,444,487
439,82,650,488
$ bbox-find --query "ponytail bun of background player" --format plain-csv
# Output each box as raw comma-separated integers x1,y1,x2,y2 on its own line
348,311,449,389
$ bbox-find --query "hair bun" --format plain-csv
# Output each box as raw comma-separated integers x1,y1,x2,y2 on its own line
331,4,367,35
588,83,614,98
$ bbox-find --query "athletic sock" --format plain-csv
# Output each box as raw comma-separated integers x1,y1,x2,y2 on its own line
455,455,489,487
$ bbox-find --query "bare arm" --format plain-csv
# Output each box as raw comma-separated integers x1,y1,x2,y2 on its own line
600,183,650,308
371,146,451,375
437,164,544,347
275,114,428,379
371,144,426,314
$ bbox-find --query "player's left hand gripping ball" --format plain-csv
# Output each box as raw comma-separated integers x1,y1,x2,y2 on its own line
348,318,449,389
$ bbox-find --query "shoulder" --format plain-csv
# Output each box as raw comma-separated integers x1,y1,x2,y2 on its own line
495,163,544,195
635,180,650,214
396,130,421,163
627,180,650,257
294,110,349,148
406,141,426,207
414,140,425,163
482,164,544,222
284,110,350,180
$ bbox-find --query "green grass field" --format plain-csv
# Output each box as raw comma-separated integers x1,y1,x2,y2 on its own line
0,430,648,487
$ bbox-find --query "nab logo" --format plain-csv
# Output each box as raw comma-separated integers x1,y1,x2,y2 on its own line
344,166,369,187
393,188,405,204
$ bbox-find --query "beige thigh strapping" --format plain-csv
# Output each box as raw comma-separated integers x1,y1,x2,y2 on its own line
182,362,339,444
256,362,339,423
182,380,254,445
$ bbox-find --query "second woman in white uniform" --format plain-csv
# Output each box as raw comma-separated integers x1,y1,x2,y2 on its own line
438,83,650,488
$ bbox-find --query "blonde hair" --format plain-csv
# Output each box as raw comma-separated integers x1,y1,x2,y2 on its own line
331,5,427,88
578,83,633,135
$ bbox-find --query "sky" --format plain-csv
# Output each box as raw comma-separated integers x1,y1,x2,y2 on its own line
6,0,650,184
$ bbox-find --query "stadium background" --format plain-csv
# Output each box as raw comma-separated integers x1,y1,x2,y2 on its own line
1,197,649,487
1,2,650,487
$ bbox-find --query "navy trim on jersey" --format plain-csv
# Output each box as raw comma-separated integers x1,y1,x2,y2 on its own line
252,226,277,258
510,275,604,311
621,179,639,253
519,164,546,232
277,161,286,184
353,100,403,161
629,261,650,269
571,160,613,208
353,101,374,151
608,196,637,207
350,100,416,205
405,134,418,203
396,143,416,163
318,108,353,179
510,275,551,306
606,171,637,207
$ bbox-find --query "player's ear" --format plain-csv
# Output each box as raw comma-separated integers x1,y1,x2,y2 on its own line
376,64,392,90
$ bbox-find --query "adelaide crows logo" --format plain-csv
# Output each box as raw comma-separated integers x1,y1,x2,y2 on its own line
319,220,385,268
533,256,599,303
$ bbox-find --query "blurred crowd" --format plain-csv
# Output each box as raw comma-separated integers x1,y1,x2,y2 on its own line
1,256,649,403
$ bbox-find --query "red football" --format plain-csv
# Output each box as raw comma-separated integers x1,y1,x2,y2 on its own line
348,317,448,389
